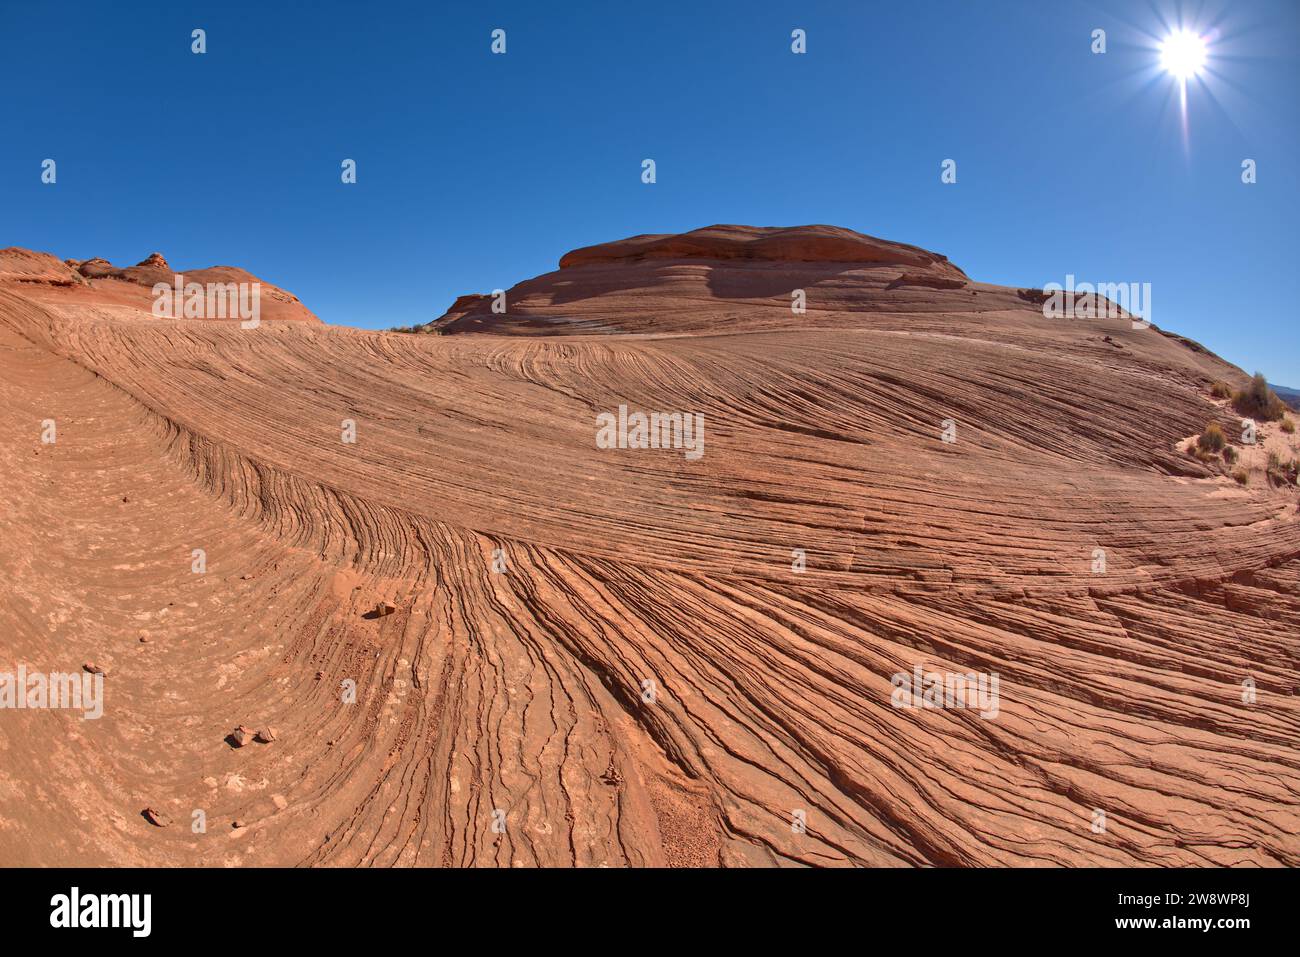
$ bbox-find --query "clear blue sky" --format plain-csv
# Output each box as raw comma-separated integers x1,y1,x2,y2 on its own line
3,0,1297,382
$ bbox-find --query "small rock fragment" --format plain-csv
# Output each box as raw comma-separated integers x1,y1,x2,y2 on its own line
229,726,255,748
143,807,170,827
255,727,277,744
374,601,397,618
601,757,624,786
83,662,105,675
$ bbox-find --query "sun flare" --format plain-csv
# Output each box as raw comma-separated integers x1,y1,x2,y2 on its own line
1159,29,1208,80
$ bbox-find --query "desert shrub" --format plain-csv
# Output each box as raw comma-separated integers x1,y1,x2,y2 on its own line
1283,417,1296,434
1264,453,1299,486
1222,445,1237,465
1233,372,1287,422
1231,468,1248,485
1210,380,1233,399
1197,422,1227,453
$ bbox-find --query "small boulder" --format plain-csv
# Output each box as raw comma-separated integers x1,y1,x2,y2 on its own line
255,727,277,744
373,601,397,618
142,807,170,827
228,726,255,748
83,662,105,675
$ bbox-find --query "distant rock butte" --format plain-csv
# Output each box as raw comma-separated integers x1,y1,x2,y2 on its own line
423,224,1155,339
422,224,1007,337
0,246,319,322
558,224,968,274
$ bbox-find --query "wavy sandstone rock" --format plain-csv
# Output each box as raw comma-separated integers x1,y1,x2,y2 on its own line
0,226,1297,868
0,247,319,324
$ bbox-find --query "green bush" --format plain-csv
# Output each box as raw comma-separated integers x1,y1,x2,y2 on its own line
1197,422,1227,453
1233,372,1287,422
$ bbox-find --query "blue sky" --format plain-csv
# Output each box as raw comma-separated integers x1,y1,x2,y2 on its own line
3,0,1297,382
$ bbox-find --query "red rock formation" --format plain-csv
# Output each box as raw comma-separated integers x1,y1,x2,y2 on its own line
0,226,1297,868
0,246,320,323
426,224,1168,340
559,223,968,274
0,248,86,285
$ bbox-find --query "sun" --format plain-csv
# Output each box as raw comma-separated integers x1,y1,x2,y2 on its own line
1159,29,1208,80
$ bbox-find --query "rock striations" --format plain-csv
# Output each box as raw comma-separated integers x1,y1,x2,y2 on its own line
0,247,319,324
0,226,1297,867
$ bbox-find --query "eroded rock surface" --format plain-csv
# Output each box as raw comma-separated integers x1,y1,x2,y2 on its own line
0,227,1297,867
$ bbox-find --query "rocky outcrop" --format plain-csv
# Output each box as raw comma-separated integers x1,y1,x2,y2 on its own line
424,225,1175,340
430,225,982,336
0,246,319,322
0,248,85,285
557,224,968,275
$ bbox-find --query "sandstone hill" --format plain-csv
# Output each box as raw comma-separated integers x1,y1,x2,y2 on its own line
1,227,1297,867
0,247,319,324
